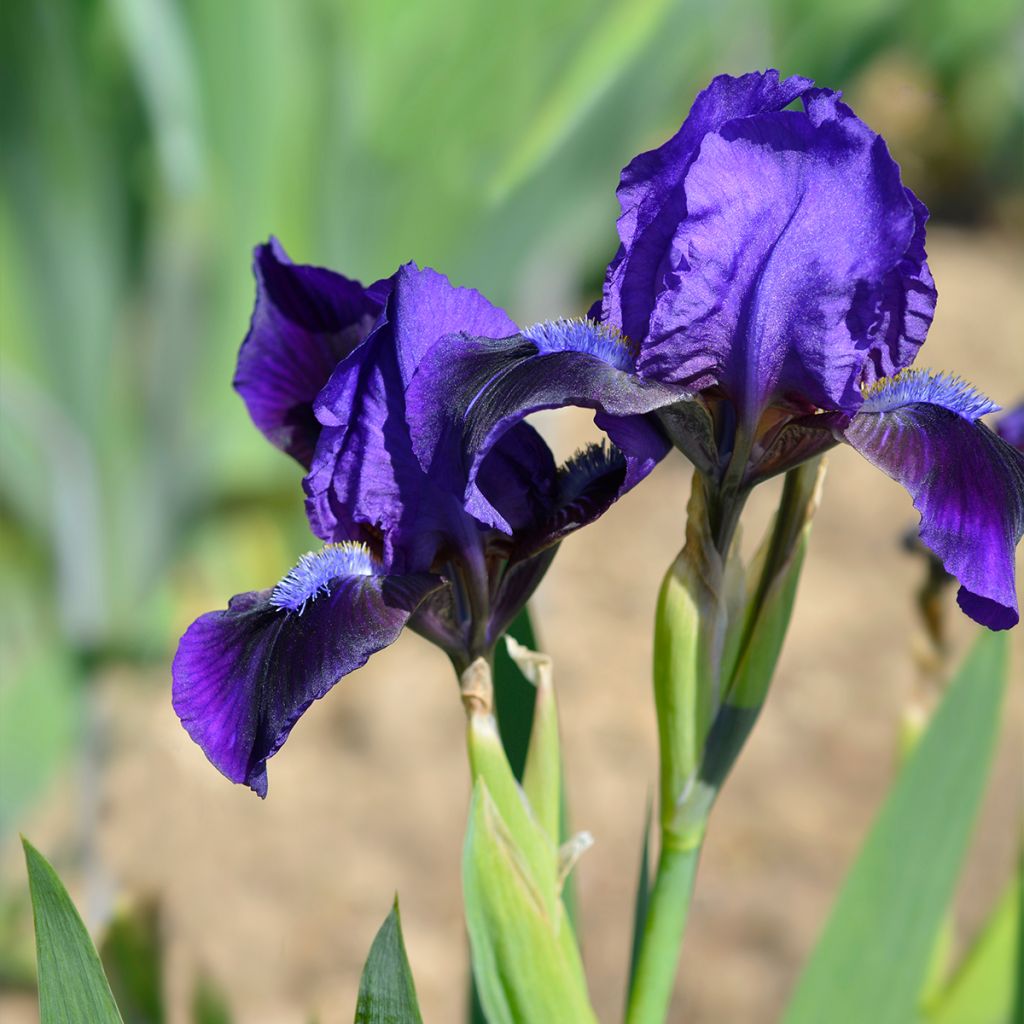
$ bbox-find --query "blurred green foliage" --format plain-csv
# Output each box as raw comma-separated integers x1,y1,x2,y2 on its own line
0,0,1020,840
784,632,1009,1024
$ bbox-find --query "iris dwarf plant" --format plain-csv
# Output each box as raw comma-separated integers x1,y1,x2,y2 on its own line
168,71,1023,1022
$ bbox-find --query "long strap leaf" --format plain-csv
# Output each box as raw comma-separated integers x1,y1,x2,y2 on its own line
784,632,1009,1024
23,837,124,1024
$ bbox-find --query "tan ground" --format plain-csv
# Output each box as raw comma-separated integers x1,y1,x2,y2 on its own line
3,226,1022,1023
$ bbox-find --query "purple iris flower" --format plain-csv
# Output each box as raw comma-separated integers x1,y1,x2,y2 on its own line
429,70,1024,630
173,241,643,795
996,402,1024,452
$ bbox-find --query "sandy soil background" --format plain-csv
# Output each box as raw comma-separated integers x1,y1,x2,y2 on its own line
2,226,1022,1023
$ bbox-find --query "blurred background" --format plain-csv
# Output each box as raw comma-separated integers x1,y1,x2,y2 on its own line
1,0,1021,1021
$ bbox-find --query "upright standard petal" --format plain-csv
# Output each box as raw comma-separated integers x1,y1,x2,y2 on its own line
843,372,1024,630
306,263,517,570
403,319,690,533
603,69,813,345
172,544,442,796
640,89,935,419
234,239,389,467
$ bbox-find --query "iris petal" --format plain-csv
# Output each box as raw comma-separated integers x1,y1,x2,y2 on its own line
603,69,813,345
641,90,934,418
234,239,388,468
516,441,628,558
404,323,690,534
843,375,1024,630
306,263,518,570
172,547,442,796
475,421,559,536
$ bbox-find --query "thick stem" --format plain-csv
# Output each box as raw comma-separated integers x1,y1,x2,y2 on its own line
629,454,749,1024
634,472,723,1024
625,842,702,1024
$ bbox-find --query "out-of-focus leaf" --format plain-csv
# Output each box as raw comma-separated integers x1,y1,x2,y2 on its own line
0,647,79,835
924,864,1021,1024
191,975,233,1024
0,533,69,977
463,780,595,1024
0,890,35,988
784,632,1009,1024
99,901,164,1024
108,0,205,197
468,978,487,1024
626,798,653,1007
22,837,123,1024
487,0,672,201
353,898,423,1024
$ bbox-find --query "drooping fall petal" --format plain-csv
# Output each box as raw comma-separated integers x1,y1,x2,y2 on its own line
844,373,1024,630
172,544,442,795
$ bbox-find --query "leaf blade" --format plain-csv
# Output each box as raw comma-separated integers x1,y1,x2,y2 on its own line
783,632,1009,1024
925,862,1021,1024
354,898,423,1024
625,797,653,1007
23,837,124,1024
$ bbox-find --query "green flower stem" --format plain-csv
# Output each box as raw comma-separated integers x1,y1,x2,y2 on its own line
628,461,825,1024
625,839,703,1024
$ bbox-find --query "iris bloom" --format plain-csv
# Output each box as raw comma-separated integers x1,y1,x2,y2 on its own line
173,241,648,795
425,70,1024,630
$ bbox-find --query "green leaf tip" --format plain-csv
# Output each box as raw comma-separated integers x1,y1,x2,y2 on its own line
191,973,234,1024
354,898,423,1024
98,897,165,1024
22,836,124,1024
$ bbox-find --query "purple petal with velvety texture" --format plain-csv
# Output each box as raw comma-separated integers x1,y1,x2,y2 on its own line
603,70,813,345
234,239,389,467
475,421,559,537
844,374,1024,630
640,88,935,419
172,545,442,796
508,441,628,560
306,264,518,570
404,321,690,534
